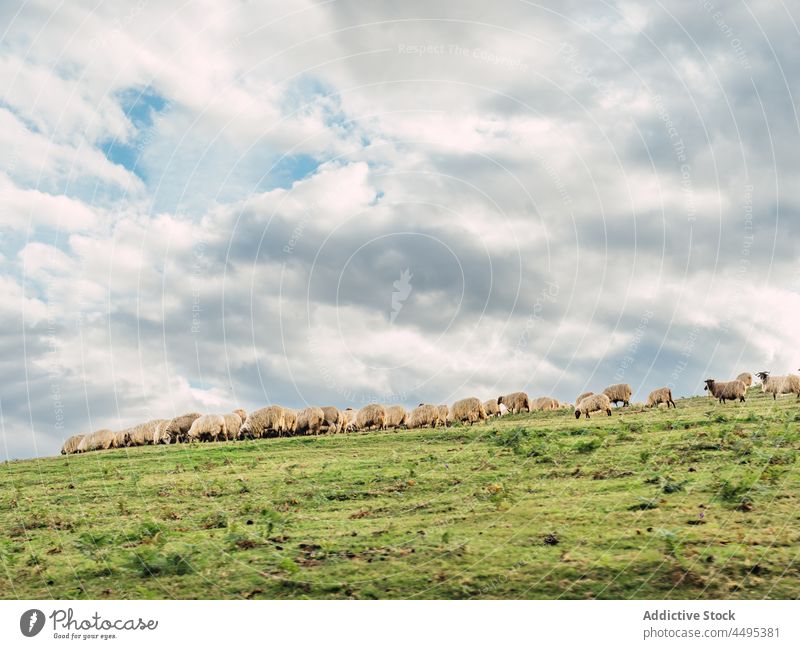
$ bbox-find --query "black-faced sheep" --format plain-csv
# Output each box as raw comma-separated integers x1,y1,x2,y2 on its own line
704,379,746,404
496,391,529,414
451,397,487,424
602,383,632,407
756,371,800,400
483,400,500,417
574,394,612,419
646,387,676,408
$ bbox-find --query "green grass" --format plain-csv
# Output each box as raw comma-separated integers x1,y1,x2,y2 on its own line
2,388,800,599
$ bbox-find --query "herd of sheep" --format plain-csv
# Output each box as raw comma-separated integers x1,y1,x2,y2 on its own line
59,369,800,455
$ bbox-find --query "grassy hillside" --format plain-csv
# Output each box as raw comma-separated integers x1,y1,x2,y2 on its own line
2,389,799,599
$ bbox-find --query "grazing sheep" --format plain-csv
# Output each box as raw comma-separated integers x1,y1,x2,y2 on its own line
437,404,451,426
152,420,173,444
451,397,487,425
574,394,613,419
575,392,594,407
123,419,167,447
407,404,440,429
296,407,325,435
756,371,800,400
483,399,500,417
646,387,676,409
60,435,85,455
240,406,286,439
283,409,298,435
497,391,529,414
384,405,408,429
163,412,201,443
704,379,746,404
356,403,387,431
341,408,357,432
530,396,559,411
222,410,246,440
321,406,343,433
112,429,131,448
77,429,115,452
736,372,753,388
602,383,632,407
187,414,227,442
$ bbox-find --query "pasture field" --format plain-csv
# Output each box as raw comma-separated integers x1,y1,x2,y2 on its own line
2,389,799,599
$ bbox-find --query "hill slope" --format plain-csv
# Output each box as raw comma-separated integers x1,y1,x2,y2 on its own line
2,389,799,599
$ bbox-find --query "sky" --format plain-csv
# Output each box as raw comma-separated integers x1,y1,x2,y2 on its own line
1,0,799,459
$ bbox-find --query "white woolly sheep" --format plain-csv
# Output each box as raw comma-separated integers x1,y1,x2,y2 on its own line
356,404,387,431
496,391,529,414
321,406,343,433
704,379,746,404
77,429,115,452
163,412,201,443
240,406,286,439
451,397,487,425
407,404,440,429
437,405,451,426
60,435,85,455
530,396,559,411
602,383,632,407
384,405,407,429
756,371,800,400
574,394,613,419
187,414,227,442
646,387,676,409
123,420,166,447
222,409,246,440
340,408,357,432
483,400,500,417
112,429,131,448
296,407,325,435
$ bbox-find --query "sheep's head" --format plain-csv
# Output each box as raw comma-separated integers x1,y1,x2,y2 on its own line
756,371,770,382
497,396,504,406
574,408,581,419
703,379,715,391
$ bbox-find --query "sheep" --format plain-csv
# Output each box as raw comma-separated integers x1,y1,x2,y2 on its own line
704,379,746,404
110,429,129,448
756,371,800,400
283,409,298,435
77,429,115,452
121,419,166,447
60,435,84,455
187,414,227,442
356,403,387,431
496,391,529,414
152,420,173,444
222,409,246,440
341,408,357,432
451,397,487,425
437,404,451,426
602,383,632,407
530,396,559,410
736,372,753,388
575,392,594,407
163,412,201,444
483,399,500,417
384,405,408,429
407,404,440,429
646,387,676,409
574,394,613,419
296,406,325,435
321,406,343,433
559,402,574,410
239,406,286,439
